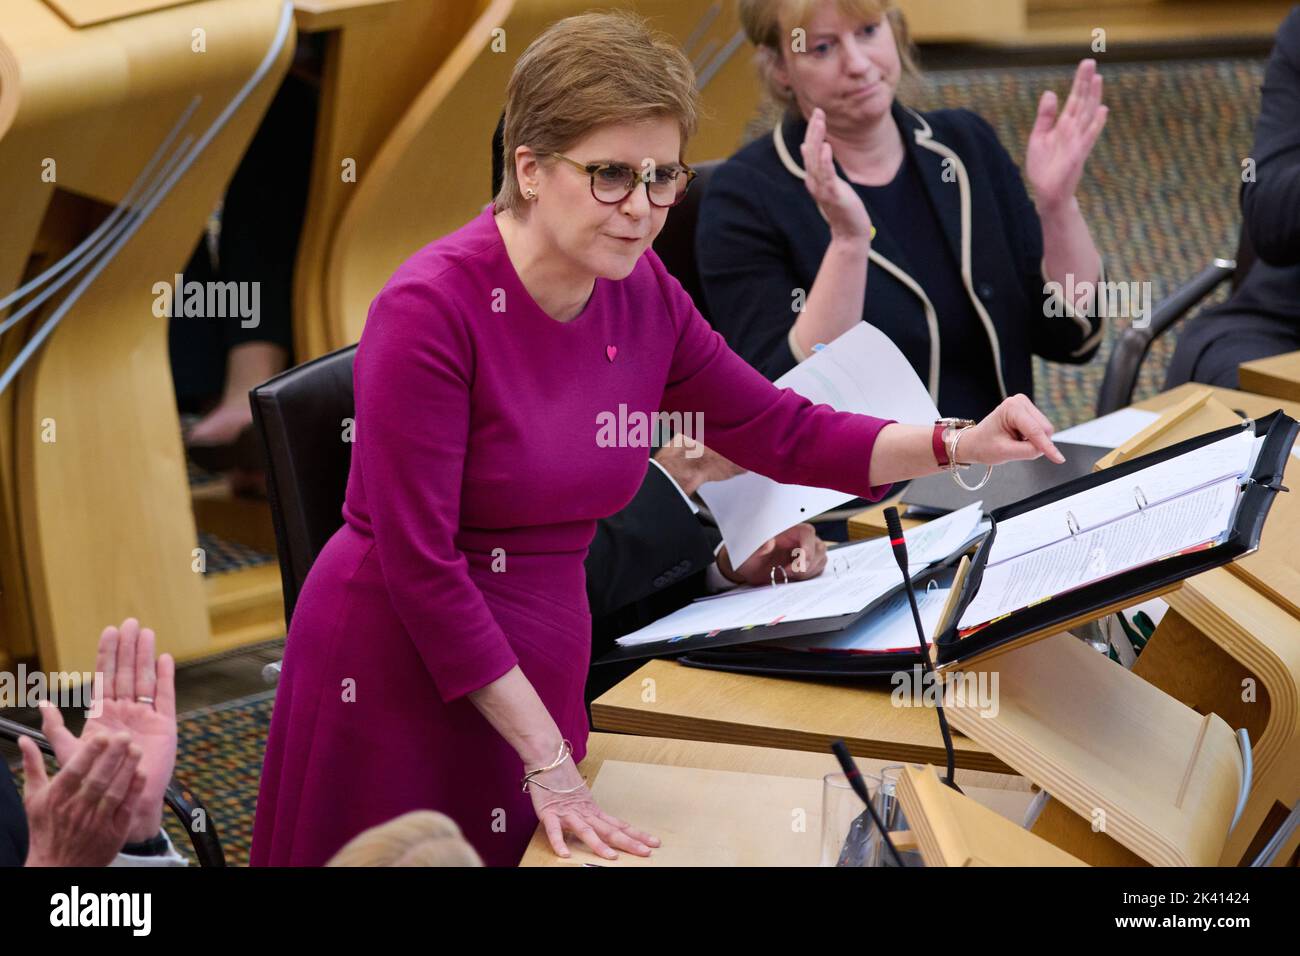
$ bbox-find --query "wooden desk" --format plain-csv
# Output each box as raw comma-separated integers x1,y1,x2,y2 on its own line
519,732,1029,866
591,659,1013,774
1240,350,1300,404
1134,384,1300,621
847,490,920,540
594,384,1300,863
844,383,1300,865
1120,385,1300,865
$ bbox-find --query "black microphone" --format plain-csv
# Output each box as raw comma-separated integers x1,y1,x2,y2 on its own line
830,740,905,868
883,506,961,792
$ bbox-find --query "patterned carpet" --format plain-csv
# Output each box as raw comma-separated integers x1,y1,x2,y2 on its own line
162,692,275,866
911,57,1266,426
197,530,275,575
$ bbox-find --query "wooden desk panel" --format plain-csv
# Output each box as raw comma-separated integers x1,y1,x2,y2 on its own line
591,659,1014,774
520,732,1029,866
1240,350,1300,405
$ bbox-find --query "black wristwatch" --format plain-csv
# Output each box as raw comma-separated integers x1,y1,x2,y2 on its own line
121,831,170,857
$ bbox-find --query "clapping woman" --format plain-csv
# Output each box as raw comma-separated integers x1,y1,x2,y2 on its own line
700,0,1109,422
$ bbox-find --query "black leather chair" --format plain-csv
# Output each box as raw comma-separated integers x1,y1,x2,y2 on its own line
249,343,357,629
651,158,722,324
0,714,226,866
1095,226,1258,415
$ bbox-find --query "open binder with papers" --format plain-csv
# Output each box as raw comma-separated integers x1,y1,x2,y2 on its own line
593,503,987,672
598,411,1297,680
932,410,1298,669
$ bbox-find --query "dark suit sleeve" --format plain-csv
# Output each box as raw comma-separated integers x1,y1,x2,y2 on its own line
965,110,1104,365
1243,8,1300,266
696,160,805,381
1,759,28,866
584,463,718,621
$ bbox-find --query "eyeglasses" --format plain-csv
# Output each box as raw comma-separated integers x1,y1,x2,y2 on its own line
548,152,696,208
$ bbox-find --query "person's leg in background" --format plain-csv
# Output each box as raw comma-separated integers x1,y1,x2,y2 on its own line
179,46,320,466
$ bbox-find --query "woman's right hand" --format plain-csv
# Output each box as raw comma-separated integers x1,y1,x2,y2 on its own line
800,108,873,246
960,394,1065,466
529,755,659,861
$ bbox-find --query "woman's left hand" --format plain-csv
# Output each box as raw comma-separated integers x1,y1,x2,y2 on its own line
959,394,1065,466
41,619,177,846
1025,58,1108,212
717,523,828,587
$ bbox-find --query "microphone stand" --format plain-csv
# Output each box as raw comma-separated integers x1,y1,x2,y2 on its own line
884,506,961,792
830,740,905,868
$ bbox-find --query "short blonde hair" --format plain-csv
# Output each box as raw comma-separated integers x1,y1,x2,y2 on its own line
326,811,483,867
739,0,920,115
494,10,699,215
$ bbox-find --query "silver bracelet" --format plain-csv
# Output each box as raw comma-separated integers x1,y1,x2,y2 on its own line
949,427,993,492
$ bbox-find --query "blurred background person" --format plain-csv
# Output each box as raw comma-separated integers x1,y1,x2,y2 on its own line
699,0,1108,422
1166,6,1300,388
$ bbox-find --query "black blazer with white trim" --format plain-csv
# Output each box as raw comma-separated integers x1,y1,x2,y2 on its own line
696,101,1105,408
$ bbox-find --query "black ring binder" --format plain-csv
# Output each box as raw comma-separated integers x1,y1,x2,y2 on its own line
934,410,1299,668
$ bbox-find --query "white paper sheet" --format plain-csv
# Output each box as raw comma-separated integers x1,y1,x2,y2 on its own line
767,586,951,654
1053,408,1160,448
614,565,903,646
787,502,983,579
697,323,940,566
903,502,985,565
959,478,1240,630
986,428,1254,566
614,504,985,647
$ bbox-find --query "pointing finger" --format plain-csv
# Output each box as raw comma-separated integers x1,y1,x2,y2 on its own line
1019,416,1064,463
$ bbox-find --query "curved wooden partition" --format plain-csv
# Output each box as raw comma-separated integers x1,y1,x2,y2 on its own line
290,0,491,361
0,0,293,671
322,0,763,351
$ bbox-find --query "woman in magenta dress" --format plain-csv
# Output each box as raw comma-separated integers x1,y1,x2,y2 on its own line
251,11,1063,867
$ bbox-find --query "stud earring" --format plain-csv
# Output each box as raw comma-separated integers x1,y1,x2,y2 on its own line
524,188,537,200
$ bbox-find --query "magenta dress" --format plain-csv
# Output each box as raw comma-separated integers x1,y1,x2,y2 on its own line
250,207,894,867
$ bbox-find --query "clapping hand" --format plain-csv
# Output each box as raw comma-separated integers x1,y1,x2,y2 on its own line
39,618,177,846
20,732,144,866
1026,59,1108,212
801,108,873,245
